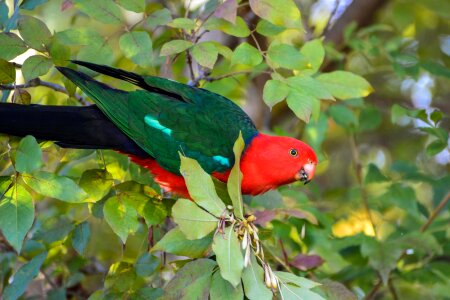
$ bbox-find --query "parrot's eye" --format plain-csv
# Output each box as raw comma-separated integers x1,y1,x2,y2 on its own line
289,148,298,157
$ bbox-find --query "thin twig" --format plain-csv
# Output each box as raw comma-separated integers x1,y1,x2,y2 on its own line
322,0,340,35
388,278,399,300
186,49,196,82
349,134,377,237
0,78,89,106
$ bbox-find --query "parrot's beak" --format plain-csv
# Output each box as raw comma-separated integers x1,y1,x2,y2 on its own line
295,162,316,185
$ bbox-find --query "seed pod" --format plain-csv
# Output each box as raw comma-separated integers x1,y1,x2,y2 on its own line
244,245,251,267
252,226,259,241
269,267,278,289
301,223,306,239
255,241,260,255
247,215,256,222
242,230,248,250
264,264,272,288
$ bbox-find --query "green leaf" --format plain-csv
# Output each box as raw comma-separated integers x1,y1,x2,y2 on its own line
286,89,319,123
231,42,262,67
300,39,325,74
358,106,382,132
79,169,113,202
152,227,213,258
382,184,418,216
162,259,216,300
212,226,244,287
23,171,88,203
172,199,217,240
364,164,388,184
179,155,226,217
167,17,196,31
19,0,48,10
430,109,443,125
55,28,103,46
71,221,90,255
74,0,123,24
138,196,168,226
103,194,140,243
249,0,301,28
263,79,289,109
119,31,153,67
426,139,448,156
210,270,244,300
145,8,172,28
3,252,47,300
0,33,28,60
241,252,273,300
18,16,52,51
135,253,160,277
0,183,34,253
328,104,358,129
256,19,285,36
278,282,325,300
316,71,374,100
192,42,219,69
48,38,71,66
361,238,403,285
22,55,52,81
77,43,114,67
115,0,144,12
390,104,409,124
160,40,193,56
275,271,321,289
0,59,15,84
15,135,43,173
227,133,245,219
420,60,450,79
268,44,308,70
204,16,250,38
287,76,334,100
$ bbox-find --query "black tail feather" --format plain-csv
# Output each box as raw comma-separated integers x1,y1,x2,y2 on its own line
0,103,150,158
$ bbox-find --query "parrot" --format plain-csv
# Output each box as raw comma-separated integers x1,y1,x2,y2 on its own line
0,61,317,197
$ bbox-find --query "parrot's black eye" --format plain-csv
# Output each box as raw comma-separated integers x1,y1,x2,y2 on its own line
289,148,298,157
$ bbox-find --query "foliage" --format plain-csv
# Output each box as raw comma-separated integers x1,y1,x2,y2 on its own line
0,0,449,299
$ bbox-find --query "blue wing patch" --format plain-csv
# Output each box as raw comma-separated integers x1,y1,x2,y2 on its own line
212,155,230,167
145,115,172,136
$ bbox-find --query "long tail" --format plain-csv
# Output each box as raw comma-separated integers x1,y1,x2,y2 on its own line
0,103,150,157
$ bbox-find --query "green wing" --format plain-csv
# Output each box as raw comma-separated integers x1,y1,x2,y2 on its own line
57,63,258,174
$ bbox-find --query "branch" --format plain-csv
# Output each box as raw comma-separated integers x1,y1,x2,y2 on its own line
0,78,89,106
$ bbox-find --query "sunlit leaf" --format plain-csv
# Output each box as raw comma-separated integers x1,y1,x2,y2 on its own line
152,227,213,258
179,155,226,217
160,39,193,56
268,44,308,70
22,55,52,81
210,270,244,300
227,133,245,219
146,8,172,28
55,28,103,46
23,171,88,203
300,39,325,74
163,259,216,299
119,31,153,67
263,79,289,109
18,15,52,51
79,169,113,202
192,42,219,69
167,17,196,30
77,43,114,66
287,90,319,123
316,71,374,100
231,43,262,67
103,194,140,243
287,76,334,100
249,0,301,28
212,226,244,287
275,271,321,289
241,252,272,300
0,183,34,253
3,252,47,300
172,199,217,240
15,135,43,173
204,16,250,37
278,282,325,300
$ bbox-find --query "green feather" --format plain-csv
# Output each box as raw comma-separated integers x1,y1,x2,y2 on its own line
57,63,258,174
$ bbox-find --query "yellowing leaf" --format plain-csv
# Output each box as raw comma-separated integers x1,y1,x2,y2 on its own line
160,39,193,56
103,194,140,243
316,71,374,100
192,42,219,69
231,42,262,67
227,133,245,219
249,0,301,28
119,31,153,67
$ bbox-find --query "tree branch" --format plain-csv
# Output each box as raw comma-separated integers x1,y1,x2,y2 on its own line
0,78,89,106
